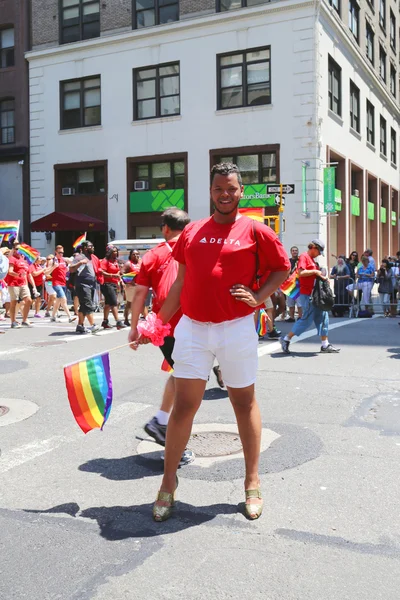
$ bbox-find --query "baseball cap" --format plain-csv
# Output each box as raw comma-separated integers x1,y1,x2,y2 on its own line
311,239,325,255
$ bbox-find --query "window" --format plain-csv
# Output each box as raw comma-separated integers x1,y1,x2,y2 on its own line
391,128,397,164
60,0,100,44
61,166,105,194
380,115,387,155
217,0,272,10
390,10,396,50
350,81,360,133
0,99,15,144
328,0,340,14
133,160,185,190
349,0,359,42
60,76,101,130
379,45,386,81
328,55,341,116
133,63,180,120
133,0,179,29
366,100,375,145
366,22,374,65
379,0,386,30
390,64,396,97
217,47,271,110
215,152,277,184
0,28,14,68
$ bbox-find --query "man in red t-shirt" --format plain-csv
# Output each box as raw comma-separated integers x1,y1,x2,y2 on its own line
280,240,340,354
99,246,126,329
48,245,76,324
128,208,195,467
123,250,141,326
7,243,34,328
28,256,45,318
135,163,290,522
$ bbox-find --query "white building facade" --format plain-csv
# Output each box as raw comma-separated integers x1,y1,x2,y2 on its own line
27,0,400,266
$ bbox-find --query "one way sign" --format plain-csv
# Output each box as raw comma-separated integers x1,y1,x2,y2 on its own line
267,184,295,194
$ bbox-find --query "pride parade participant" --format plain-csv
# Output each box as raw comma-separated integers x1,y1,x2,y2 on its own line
135,163,290,522
7,242,34,328
100,245,126,330
48,245,76,324
69,241,101,334
123,250,141,327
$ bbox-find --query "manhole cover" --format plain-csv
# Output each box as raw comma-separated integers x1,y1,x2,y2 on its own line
0,406,10,417
189,431,242,457
30,341,66,347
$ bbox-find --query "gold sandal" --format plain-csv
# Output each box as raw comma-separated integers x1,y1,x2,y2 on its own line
153,476,179,522
244,489,263,520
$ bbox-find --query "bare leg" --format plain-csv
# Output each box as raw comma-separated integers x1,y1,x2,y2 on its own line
124,301,131,323
22,297,32,323
160,375,175,413
103,305,110,321
73,295,79,315
159,378,206,493
34,296,41,315
52,298,61,318
10,299,17,322
59,297,72,319
111,306,119,322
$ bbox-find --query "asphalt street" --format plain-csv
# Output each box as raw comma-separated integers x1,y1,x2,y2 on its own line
0,312,400,600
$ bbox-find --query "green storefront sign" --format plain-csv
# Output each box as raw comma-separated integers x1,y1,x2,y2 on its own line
130,189,185,213
323,167,336,213
367,201,375,220
351,195,360,216
380,207,387,223
335,189,342,211
392,211,397,226
239,184,276,208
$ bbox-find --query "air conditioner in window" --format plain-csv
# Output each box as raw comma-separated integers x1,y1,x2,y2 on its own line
134,181,149,191
353,189,359,197
62,187,75,196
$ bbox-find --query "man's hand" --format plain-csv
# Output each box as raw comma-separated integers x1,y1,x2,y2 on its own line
318,274,328,281
230,284,260,307
80,258,88,265
128,327,140,350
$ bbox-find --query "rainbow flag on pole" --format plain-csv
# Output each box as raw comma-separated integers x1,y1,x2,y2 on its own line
18,243,39,264
239,208,264,223
122,271,138,284
281,271,300,300
72,233,86,250
161,358,174,373
0,220,20,237
64,352,113,434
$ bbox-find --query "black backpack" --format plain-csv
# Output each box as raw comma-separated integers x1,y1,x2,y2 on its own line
312,278,335,311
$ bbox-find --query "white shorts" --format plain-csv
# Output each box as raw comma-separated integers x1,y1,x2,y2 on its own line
45,281,56,296
172,314,258,389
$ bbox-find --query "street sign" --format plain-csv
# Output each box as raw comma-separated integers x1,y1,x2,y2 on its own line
274,195,285,206
266,184,295,195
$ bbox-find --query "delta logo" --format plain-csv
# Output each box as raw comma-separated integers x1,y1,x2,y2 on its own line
199,237,241,246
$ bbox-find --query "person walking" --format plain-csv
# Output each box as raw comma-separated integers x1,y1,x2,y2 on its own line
280,240,340,354
356,255,375,310
123,250,141,326
376,259,393,316
69,241,101,334
7,243,33,328
48,245,76,324
285,246,302,322
132,163,290,522
100,246,126,330
28,256,45,318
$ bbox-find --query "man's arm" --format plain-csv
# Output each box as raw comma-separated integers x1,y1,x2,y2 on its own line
7,264,19,278
130,284,148,330
298,267,323,277
69,259,87,273
230,269,290,307
157,263,185,324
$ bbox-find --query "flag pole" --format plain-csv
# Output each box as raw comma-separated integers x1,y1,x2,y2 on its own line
63,342,134,369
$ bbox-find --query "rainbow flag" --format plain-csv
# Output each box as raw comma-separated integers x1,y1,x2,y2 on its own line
281,271,300,300
239,208,264,223
18,243,39,264
72,233,86,250
0,220,19,237
0,234,4,245
122,271,137,284
256,309,268,337
161,358,174,373
64,353,113,434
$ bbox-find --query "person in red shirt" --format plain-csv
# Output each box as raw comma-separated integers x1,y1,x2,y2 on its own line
280,240,340,354
28,256,45,318
48,245,76,324
7,243,34,328
133,163,290,522
100,246,126,330
123,250,141,326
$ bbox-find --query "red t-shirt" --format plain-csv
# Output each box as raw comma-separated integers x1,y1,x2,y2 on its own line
28,264,44,287
8,255,30,287
51,258,67,287
101,259,120,284
172,216,290,323
136,239,182,334
297,252,319,295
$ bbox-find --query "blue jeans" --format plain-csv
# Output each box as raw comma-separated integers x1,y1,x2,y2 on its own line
291,294,329,338
53,285,66,299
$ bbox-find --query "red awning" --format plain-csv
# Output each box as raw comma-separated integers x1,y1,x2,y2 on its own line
30,212,106,232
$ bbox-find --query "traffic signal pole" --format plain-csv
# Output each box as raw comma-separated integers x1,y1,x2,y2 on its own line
278,183,284,242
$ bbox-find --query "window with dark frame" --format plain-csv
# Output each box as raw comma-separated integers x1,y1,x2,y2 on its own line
60,76,101,130
217,0,272,10
350,80,360,133
60,0,100,45
0,28,14,68
390,9,396,50
0,98,15,144
379,0,386,30
366,21,374,65
217,47,271,110
133,63,180,120
61,166,105,195
133,0,179,29
390,63,396,97
215,152,277,184
380,115,387,156
366,100,375,146
349,0,359,42
379,45,387,81
328,55,341,116
391,128,397,164
132,160,185,191
328,0,340,15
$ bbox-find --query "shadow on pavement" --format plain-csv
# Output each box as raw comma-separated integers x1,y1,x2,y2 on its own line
203,387,229,400
79,454,164,480
270,351,319,359
24,501,239,540
387,347,400,359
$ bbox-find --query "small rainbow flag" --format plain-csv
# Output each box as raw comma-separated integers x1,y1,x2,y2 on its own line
0,220,19,237
161,358,174,373
239,208,264,223
64,352,113,434
18,243,39,265
256,309,268,337
122,271,137,284
0,234,4,245
281,271,300,300
73,233,86,250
